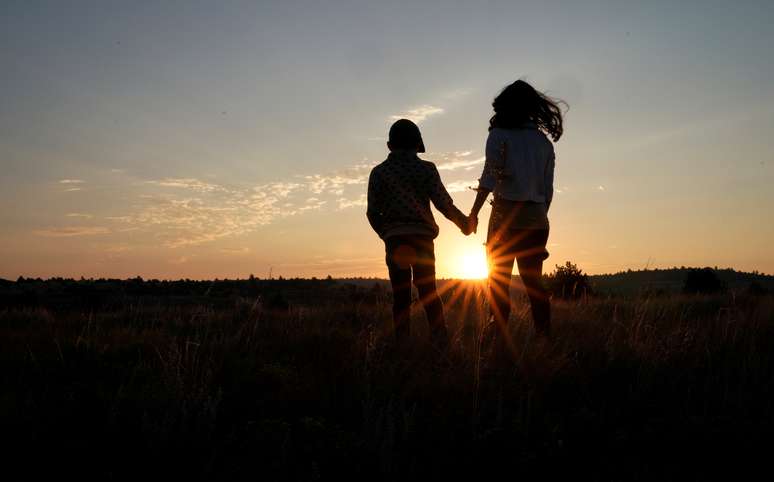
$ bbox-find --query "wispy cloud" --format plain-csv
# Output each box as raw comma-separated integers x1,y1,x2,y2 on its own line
337,194,366,210
295,198,327,213
168,256,190,265
148,178,226,193
430,151,484,171
220,247,250,255
34,226,110,237
262,181,303,198
109,176,310,248
101,162,370,248
390,104,444,124
304,173,367,195
446,180,476,193
117,195,273,248
437,157,484,171
47,149,484,250
350,160,377,171
104,244,132,253
440,87,473,100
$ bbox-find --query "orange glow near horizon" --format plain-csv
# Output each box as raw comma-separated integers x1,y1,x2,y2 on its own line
450,245,489,279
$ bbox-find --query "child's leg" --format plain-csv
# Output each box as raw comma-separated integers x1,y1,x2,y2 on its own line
411,237,448,347
386,237,413,343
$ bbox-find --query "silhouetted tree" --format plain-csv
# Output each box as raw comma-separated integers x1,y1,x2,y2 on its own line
682,268,725,294
544,261,591,299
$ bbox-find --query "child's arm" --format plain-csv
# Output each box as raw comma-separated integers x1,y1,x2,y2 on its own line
366,170,385,237
428,164,471,234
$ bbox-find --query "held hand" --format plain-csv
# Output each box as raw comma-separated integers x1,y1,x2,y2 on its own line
458,214,471,235
465,213,478,233
460,214,477,236
468,214,478,235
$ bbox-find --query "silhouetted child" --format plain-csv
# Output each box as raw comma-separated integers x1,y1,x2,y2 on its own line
367,119,472,349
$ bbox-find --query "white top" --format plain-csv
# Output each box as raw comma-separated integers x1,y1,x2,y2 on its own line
477,125,555,209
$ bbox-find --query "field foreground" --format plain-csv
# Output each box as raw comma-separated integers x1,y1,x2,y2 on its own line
2,279,774,481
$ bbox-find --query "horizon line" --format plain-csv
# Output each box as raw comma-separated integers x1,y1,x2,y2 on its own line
5,265,773,283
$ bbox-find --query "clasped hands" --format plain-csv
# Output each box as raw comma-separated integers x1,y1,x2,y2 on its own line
459,213,478,236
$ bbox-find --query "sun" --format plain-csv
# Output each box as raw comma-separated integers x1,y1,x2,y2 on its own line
456,247,489,279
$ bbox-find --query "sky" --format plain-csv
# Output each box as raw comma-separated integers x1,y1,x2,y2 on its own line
2,0,773,280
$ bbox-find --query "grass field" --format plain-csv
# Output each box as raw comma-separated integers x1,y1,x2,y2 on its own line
2,281,773,481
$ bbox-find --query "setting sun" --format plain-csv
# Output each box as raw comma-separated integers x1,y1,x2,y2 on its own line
455,247,489,279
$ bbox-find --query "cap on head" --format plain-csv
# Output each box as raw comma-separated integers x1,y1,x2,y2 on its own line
388,118,425,153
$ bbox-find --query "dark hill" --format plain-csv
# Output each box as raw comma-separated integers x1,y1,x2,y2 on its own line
589,267,774,296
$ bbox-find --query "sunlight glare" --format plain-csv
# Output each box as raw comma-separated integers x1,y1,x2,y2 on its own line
456,247,489,279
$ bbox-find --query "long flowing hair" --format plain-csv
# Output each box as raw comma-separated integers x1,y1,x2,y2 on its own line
489,79,567,141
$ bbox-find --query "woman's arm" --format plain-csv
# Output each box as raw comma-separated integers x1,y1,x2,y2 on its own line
466,188,490,234
467,130,500,232
470,188,490,218
545,145,555,211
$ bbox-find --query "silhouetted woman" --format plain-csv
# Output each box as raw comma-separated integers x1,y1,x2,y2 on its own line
468,79,565,353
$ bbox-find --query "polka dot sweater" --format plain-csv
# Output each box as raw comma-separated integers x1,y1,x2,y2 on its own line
367,151,466,240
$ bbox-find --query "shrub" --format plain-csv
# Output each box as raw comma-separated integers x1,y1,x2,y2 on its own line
544,261,591,299
683,268,725,294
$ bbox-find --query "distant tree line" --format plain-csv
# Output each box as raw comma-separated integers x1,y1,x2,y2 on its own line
0,275,385,311
2,264,770,311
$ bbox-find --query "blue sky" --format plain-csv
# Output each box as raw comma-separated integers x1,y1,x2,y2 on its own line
2,0,773,278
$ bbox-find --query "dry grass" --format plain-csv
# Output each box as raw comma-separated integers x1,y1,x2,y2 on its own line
1,285,773,481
